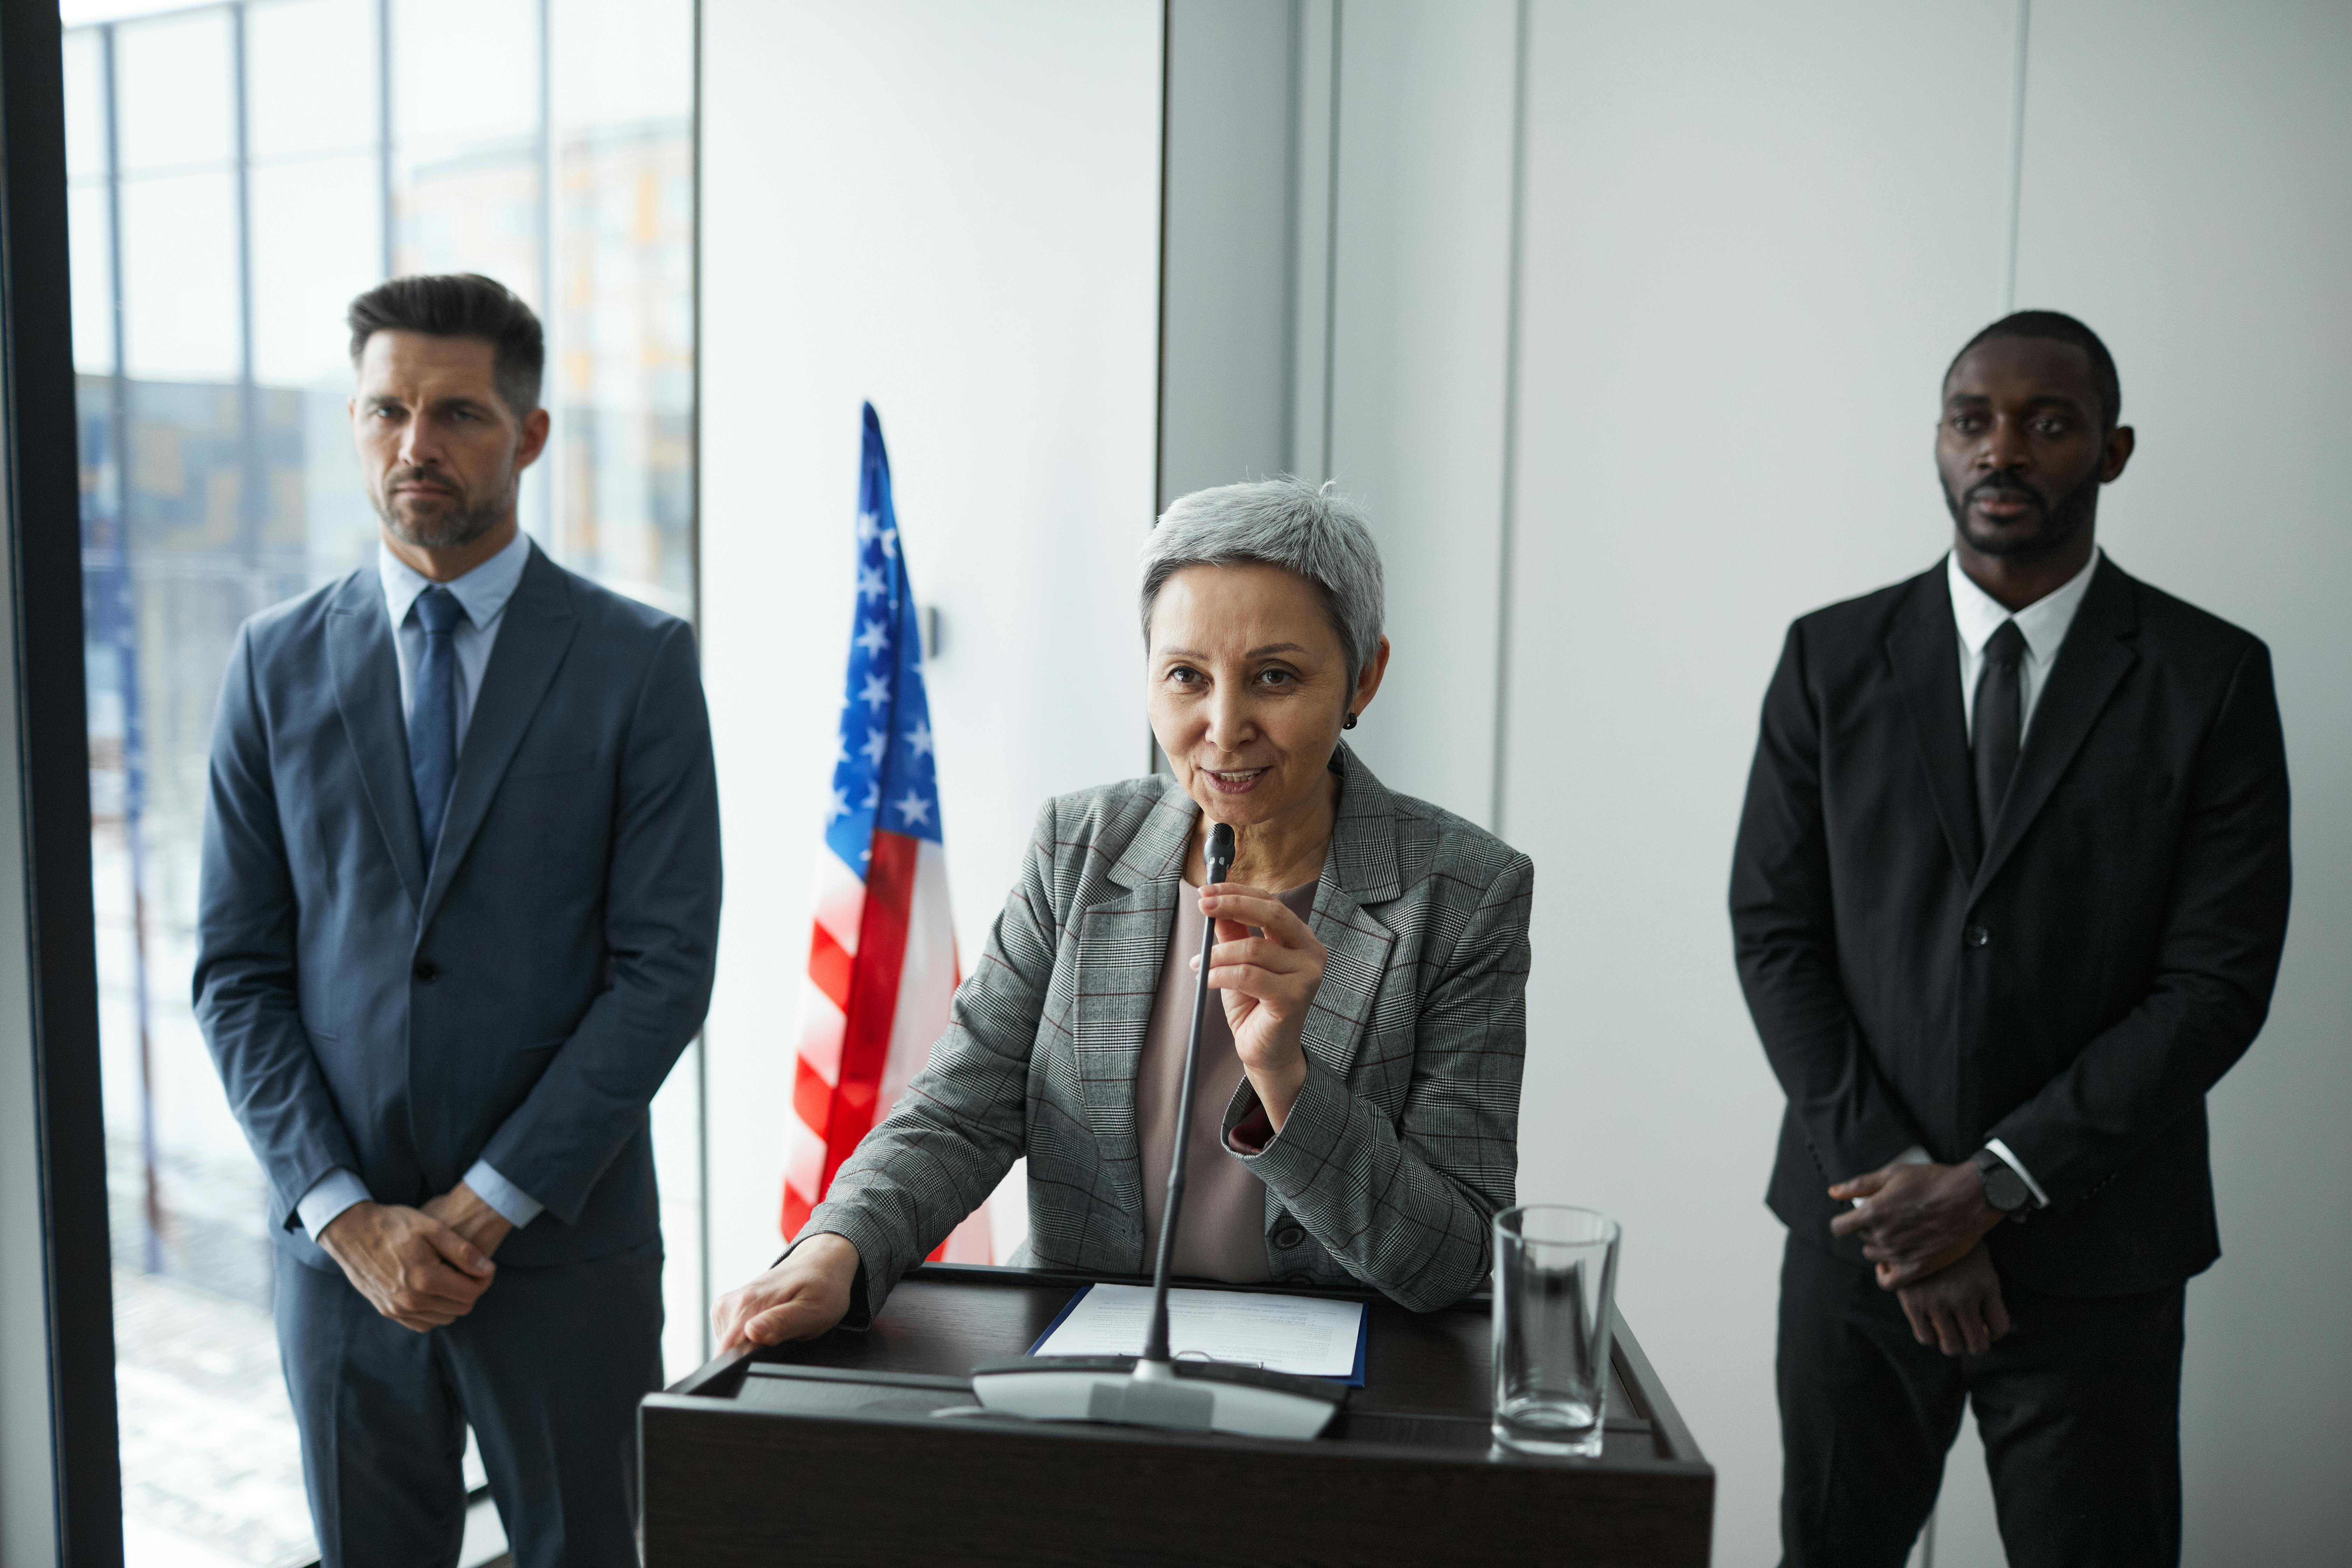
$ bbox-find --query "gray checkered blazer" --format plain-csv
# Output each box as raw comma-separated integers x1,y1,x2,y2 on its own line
806,743,1532,1320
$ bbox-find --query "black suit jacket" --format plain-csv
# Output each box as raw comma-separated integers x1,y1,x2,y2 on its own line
1731,554,2290,1296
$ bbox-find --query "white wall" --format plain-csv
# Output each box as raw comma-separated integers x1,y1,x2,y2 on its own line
697,0,1164,1296
1322,0,1520,824
2010,5,2352,1562
1502,4,2019,1560
1159,0,1296,502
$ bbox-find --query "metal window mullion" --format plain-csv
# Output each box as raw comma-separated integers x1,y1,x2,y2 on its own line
378,0,394,276
534,0,556,555
232,1,264,598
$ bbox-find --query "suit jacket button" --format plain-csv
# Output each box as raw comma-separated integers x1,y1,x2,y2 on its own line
1285,1273,1314,1287
413,959,441,983
1273,1225,1307,1250
1963,925,1990,949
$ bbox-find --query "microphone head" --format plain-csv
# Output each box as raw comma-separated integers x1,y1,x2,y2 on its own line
1206,821,1236,883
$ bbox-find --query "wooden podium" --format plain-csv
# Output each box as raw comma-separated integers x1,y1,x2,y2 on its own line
641,1263,1713,1566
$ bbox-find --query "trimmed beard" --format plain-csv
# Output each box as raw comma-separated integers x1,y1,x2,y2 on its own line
1945,460,2102,562
374,472,508,552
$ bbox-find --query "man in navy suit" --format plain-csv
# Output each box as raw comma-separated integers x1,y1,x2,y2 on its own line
196,273,721,1568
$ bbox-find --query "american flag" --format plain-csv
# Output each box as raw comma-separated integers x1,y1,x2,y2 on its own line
781,404,990,1261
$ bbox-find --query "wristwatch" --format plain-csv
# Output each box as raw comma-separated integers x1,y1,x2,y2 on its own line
1972,1147,2033,1221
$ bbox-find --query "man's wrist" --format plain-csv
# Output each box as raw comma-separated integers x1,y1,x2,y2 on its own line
295,1167,373,1240
459,1160,542,1229
316,1198,378,1255
1970,1147,2033,1219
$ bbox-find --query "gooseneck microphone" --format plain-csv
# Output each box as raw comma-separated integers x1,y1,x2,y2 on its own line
968,816,1344,1438
1140,820,1234,1366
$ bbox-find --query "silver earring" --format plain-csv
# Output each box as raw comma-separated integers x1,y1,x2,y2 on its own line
1342,712,1358,730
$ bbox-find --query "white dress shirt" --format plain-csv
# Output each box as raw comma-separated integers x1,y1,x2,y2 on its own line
1948,544,2102,745
1898,547,2102,1212
293,531,545,1241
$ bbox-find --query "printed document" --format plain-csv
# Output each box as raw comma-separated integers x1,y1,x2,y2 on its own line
1031,1284,1366,1380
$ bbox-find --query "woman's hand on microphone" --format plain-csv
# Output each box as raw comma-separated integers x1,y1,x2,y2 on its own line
710,1232,859,1351
1195,883,1326,1128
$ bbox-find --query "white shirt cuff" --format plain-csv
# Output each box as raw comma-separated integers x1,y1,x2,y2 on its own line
294,1167,372,1239
1983,1138,2051,1209
463,1159,544,1228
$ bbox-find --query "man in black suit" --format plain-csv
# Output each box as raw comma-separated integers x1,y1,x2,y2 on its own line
1731,311,2291,1568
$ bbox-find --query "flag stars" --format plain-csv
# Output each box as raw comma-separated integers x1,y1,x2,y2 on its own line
857,565,887,603
862,727,888,766
880,527,898,559
854,617,890,658
826,788,850,823
905,718,935,762
892,789,934,828
855,510,879,547
859,672,891,713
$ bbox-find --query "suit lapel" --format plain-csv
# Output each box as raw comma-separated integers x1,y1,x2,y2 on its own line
416,544,579,932
1885,569,1983,878
324,571,428,911
1300,745,1400,1087
1973,557,2138,895
1070,780,1195,1221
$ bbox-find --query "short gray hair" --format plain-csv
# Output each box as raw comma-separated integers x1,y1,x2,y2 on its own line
1140,477,1386,684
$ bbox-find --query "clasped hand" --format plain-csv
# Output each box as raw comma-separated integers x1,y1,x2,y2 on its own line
1828,1157,2012,1358
1827,1157,2002,1287
318,1181,510,1333
1192,881,1327,1130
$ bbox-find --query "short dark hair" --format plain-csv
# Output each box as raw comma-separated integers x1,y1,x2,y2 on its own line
346,273,544,414
1945,309,2121,430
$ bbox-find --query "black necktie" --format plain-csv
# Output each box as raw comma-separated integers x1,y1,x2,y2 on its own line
1973,619,2027,849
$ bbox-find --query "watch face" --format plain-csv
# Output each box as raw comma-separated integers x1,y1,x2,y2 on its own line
1984,1164,2028,1211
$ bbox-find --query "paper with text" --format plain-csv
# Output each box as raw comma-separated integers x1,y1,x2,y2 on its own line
1031,1284,1367,1380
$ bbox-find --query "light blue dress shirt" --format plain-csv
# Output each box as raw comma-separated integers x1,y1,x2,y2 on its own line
293,530,546,1241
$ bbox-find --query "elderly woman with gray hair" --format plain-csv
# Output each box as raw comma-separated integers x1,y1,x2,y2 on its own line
714,477,1533,1345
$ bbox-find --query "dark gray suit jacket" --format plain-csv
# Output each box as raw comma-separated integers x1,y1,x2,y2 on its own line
195,541,722,1272
809,745,1533,1319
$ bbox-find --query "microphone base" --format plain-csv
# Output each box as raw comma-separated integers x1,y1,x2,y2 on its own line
970,1355,1344,1440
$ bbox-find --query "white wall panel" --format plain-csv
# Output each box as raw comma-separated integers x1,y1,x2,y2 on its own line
1160,0,1297,503
1322,0,1519,825
1502,5,2017,1560
698,0,1163,1297
2012,5,2352,1562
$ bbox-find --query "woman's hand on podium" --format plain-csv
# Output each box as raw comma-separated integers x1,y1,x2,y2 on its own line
712,1232,859,1350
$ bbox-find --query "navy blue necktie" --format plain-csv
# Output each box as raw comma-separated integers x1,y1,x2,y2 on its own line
410,586,464,857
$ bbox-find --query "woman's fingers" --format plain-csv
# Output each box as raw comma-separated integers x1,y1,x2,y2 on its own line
1198,934,1314,974
1205,964,1304,1004
1200,884,1318,944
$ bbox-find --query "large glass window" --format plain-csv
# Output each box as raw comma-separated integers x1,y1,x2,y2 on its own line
62,2,699,1561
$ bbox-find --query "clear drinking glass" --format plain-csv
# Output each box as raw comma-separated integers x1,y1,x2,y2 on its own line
1491,1205,1620,1457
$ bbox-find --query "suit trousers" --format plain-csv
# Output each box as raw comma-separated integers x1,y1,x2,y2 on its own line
274,1238,664,1568
1776,1233,2183,1568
